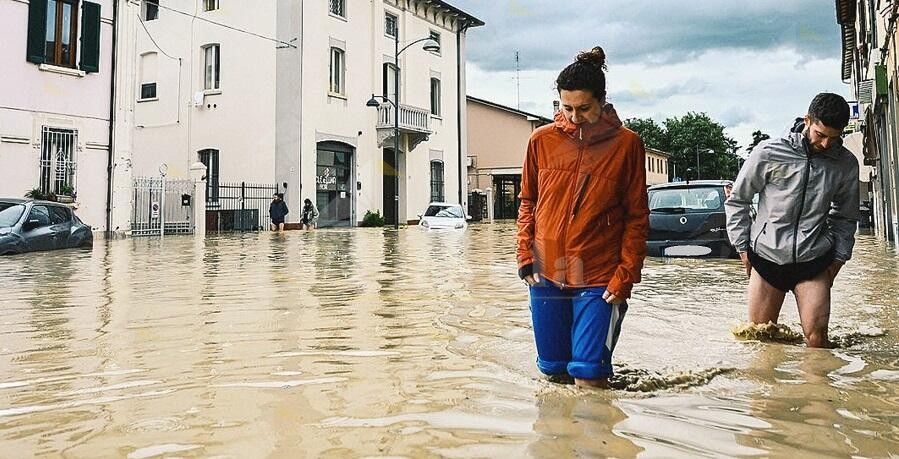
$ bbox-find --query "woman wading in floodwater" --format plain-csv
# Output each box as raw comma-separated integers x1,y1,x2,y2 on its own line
517,46,650,388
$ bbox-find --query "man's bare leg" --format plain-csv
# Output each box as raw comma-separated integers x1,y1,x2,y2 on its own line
793,270,832,348
748,268,787,324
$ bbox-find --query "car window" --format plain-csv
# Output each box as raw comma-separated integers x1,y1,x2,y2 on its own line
27,205,52,228
50,206,71,224
0,204,25,228
424,205,463,218
648,187,725,212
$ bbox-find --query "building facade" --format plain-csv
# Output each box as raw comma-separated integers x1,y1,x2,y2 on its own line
836,0,899,241
645,147,670,186
0,0,136,234
466,96,550,220
132,0,482,227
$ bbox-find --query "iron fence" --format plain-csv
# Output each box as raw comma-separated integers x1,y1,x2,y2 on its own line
132,177,194,236
207,181,279,232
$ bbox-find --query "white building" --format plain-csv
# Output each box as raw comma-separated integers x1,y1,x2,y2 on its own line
132,0,482,227
0,0,137,234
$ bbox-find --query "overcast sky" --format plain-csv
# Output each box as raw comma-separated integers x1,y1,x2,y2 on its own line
452,0,847,154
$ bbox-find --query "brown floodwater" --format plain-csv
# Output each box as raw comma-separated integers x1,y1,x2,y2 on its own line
1,224,897,457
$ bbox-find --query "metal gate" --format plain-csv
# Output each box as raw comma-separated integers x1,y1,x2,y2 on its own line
207,182,279,232
132,177,195,236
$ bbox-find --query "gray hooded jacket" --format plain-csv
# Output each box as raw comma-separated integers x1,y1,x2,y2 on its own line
725,131,859,265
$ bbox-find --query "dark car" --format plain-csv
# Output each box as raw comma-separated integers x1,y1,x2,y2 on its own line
0,198,93,255
645,180,737,258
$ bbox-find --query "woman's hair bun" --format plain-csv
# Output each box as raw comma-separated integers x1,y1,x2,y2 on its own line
576,46,606,71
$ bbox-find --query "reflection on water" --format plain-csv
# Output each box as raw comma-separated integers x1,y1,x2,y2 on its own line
1,224,897,457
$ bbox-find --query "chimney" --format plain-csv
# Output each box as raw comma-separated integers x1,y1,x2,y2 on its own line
552,100,560,113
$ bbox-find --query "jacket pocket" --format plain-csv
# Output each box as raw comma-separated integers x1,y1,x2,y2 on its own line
752,222,767,253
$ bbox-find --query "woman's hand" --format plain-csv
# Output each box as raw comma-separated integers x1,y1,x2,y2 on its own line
603,290,625,305
524,273,541,286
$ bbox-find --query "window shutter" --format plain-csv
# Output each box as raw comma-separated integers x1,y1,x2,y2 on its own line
80,2,101,73
26,0,48,64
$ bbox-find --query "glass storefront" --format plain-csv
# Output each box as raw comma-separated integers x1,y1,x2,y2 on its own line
316,142,354,227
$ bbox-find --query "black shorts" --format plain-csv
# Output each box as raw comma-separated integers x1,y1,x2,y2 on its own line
747,249,833,292
271,218,284,225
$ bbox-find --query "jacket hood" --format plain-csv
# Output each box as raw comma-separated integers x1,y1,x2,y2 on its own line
554,103,623,144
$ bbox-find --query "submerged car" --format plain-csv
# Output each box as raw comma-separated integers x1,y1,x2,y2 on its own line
0,198,93,255
645,180,737,258
418,202,469,230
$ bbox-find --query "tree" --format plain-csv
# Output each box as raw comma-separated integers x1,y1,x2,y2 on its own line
623,117,667,151
746,130,770,155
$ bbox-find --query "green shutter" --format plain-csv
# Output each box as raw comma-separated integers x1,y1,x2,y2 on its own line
80,2,101,73
26,0,48,64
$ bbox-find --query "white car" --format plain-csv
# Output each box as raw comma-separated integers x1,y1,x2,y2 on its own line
418,202,469,230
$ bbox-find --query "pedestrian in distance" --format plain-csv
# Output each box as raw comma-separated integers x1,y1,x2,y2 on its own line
269,193,288,232
517,46,650,389
725,93,859,348
301,198,319,231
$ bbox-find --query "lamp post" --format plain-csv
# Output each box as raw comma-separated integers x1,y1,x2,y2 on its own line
684,146,714,181
366,32,440,229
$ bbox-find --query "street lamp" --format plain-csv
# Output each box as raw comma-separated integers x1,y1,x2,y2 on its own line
366,33,440,229
683,147,714,180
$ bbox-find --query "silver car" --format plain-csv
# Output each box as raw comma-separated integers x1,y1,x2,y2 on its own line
0,199,93,255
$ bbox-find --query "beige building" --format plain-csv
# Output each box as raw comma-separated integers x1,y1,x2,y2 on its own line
132,0,482,227
645,147,670,186
466,96,550,219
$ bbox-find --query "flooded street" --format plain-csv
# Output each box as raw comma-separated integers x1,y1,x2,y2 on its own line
1,223,898,457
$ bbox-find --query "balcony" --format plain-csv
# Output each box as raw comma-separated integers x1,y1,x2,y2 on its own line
375,103,431,151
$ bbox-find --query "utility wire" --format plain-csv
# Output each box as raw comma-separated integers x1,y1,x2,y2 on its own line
137,12,180,60
152,3,298,49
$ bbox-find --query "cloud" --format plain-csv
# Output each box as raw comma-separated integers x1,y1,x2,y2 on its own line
610,78,709,106
453,0,840,72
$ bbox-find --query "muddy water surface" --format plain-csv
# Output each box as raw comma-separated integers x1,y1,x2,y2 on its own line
1,224,897,457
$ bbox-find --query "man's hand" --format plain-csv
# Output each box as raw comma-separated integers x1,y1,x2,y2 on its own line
602,290,625,305
739,251,752,278
524,273,541,286
825,260,844,287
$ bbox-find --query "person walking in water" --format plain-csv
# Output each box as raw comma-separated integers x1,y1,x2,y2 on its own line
269,193,288,232
517,46,650,388
301,198,319,231
725,93,859,348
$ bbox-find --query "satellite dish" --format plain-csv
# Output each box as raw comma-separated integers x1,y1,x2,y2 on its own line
159,163,168,176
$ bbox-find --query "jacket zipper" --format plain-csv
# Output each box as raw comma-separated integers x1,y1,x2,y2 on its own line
753,222,767,253
793,155,812,263
559,126,587,289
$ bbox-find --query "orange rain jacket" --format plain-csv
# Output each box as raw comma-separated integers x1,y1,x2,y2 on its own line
517,104,649,299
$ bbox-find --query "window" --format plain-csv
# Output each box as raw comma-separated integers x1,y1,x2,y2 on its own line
28,206,52,228
329,0,345,18
385,12,397,38
40,127,77,197
329,47,345,95
430,77,441,116
139,52,157,100
199,149,219,203
383,62,398,104
143,0,158,20
50,206,72,224
204,0,218,11
26,0,100,71
429,30,441,54
203,44,220,90
44,0,79,68
430,161,444,202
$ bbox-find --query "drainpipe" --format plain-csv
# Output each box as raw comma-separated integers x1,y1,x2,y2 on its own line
105,0,120,237
456,20,470,205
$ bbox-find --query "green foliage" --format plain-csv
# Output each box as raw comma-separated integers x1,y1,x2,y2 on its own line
624,112,744,181
24,188,56,201
58,184,75,196
361,210,386,227
746,130,771,155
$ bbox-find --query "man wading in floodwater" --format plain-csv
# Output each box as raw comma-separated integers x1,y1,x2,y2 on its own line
725,93,859,348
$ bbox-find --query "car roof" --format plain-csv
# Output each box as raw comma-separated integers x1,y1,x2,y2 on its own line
0,198,28,204
648,180,733,190
0,198,72,208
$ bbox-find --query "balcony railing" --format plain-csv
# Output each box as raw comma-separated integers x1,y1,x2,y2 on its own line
376,103,431,134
